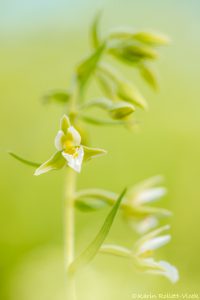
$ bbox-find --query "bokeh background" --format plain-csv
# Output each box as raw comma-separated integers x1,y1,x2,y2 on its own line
1,0,200,299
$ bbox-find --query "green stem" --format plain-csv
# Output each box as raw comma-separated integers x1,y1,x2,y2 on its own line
64,167,77,299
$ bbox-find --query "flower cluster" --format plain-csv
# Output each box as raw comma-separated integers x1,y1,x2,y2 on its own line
75,175,179,283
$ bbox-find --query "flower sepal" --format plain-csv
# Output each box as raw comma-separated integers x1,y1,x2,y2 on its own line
34,151,66,176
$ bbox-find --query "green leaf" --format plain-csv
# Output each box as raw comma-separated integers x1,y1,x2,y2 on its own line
91,12,102,49
76,43,106,88
69,188,127,274
34,151,66,176
139,63,158,90
43,89,71,105
75,197,107,212
83,145,107,161
9,152,41,168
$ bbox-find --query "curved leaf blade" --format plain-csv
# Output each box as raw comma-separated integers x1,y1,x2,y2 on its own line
9,152,41,168
91,12,102,49
69,188,127,274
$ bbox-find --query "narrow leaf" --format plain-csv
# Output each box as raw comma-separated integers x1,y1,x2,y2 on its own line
9,152,41,168
91,12,102,49
69,188,127,274
76,43,105,88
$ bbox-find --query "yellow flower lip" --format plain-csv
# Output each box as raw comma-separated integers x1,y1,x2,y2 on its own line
63,140,74,152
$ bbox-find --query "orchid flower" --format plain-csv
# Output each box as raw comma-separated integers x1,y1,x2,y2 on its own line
34,115,106,175
134,225,179,283
124,176,171,234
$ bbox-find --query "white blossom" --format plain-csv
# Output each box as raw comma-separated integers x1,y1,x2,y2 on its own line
34,115,106,175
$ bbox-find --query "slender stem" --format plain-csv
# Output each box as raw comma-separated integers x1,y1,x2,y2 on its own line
63,81,81,299
64,167,77,299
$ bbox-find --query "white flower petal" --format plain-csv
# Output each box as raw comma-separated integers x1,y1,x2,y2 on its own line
134,187,167,205
134,217,158,234
135,225,170,252
54,130,66,150
67,126,81,146
144,259,179,283
139,235,171,254
62,146,84,173
157,260,179,283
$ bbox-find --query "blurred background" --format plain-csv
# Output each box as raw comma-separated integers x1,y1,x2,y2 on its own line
1,0,200,299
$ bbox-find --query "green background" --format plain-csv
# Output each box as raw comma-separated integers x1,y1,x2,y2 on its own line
0,0,200,299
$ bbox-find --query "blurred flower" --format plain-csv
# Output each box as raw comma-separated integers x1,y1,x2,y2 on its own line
134,225,179,283
123,176,171,234
34,115,106,175
134,216,159,235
